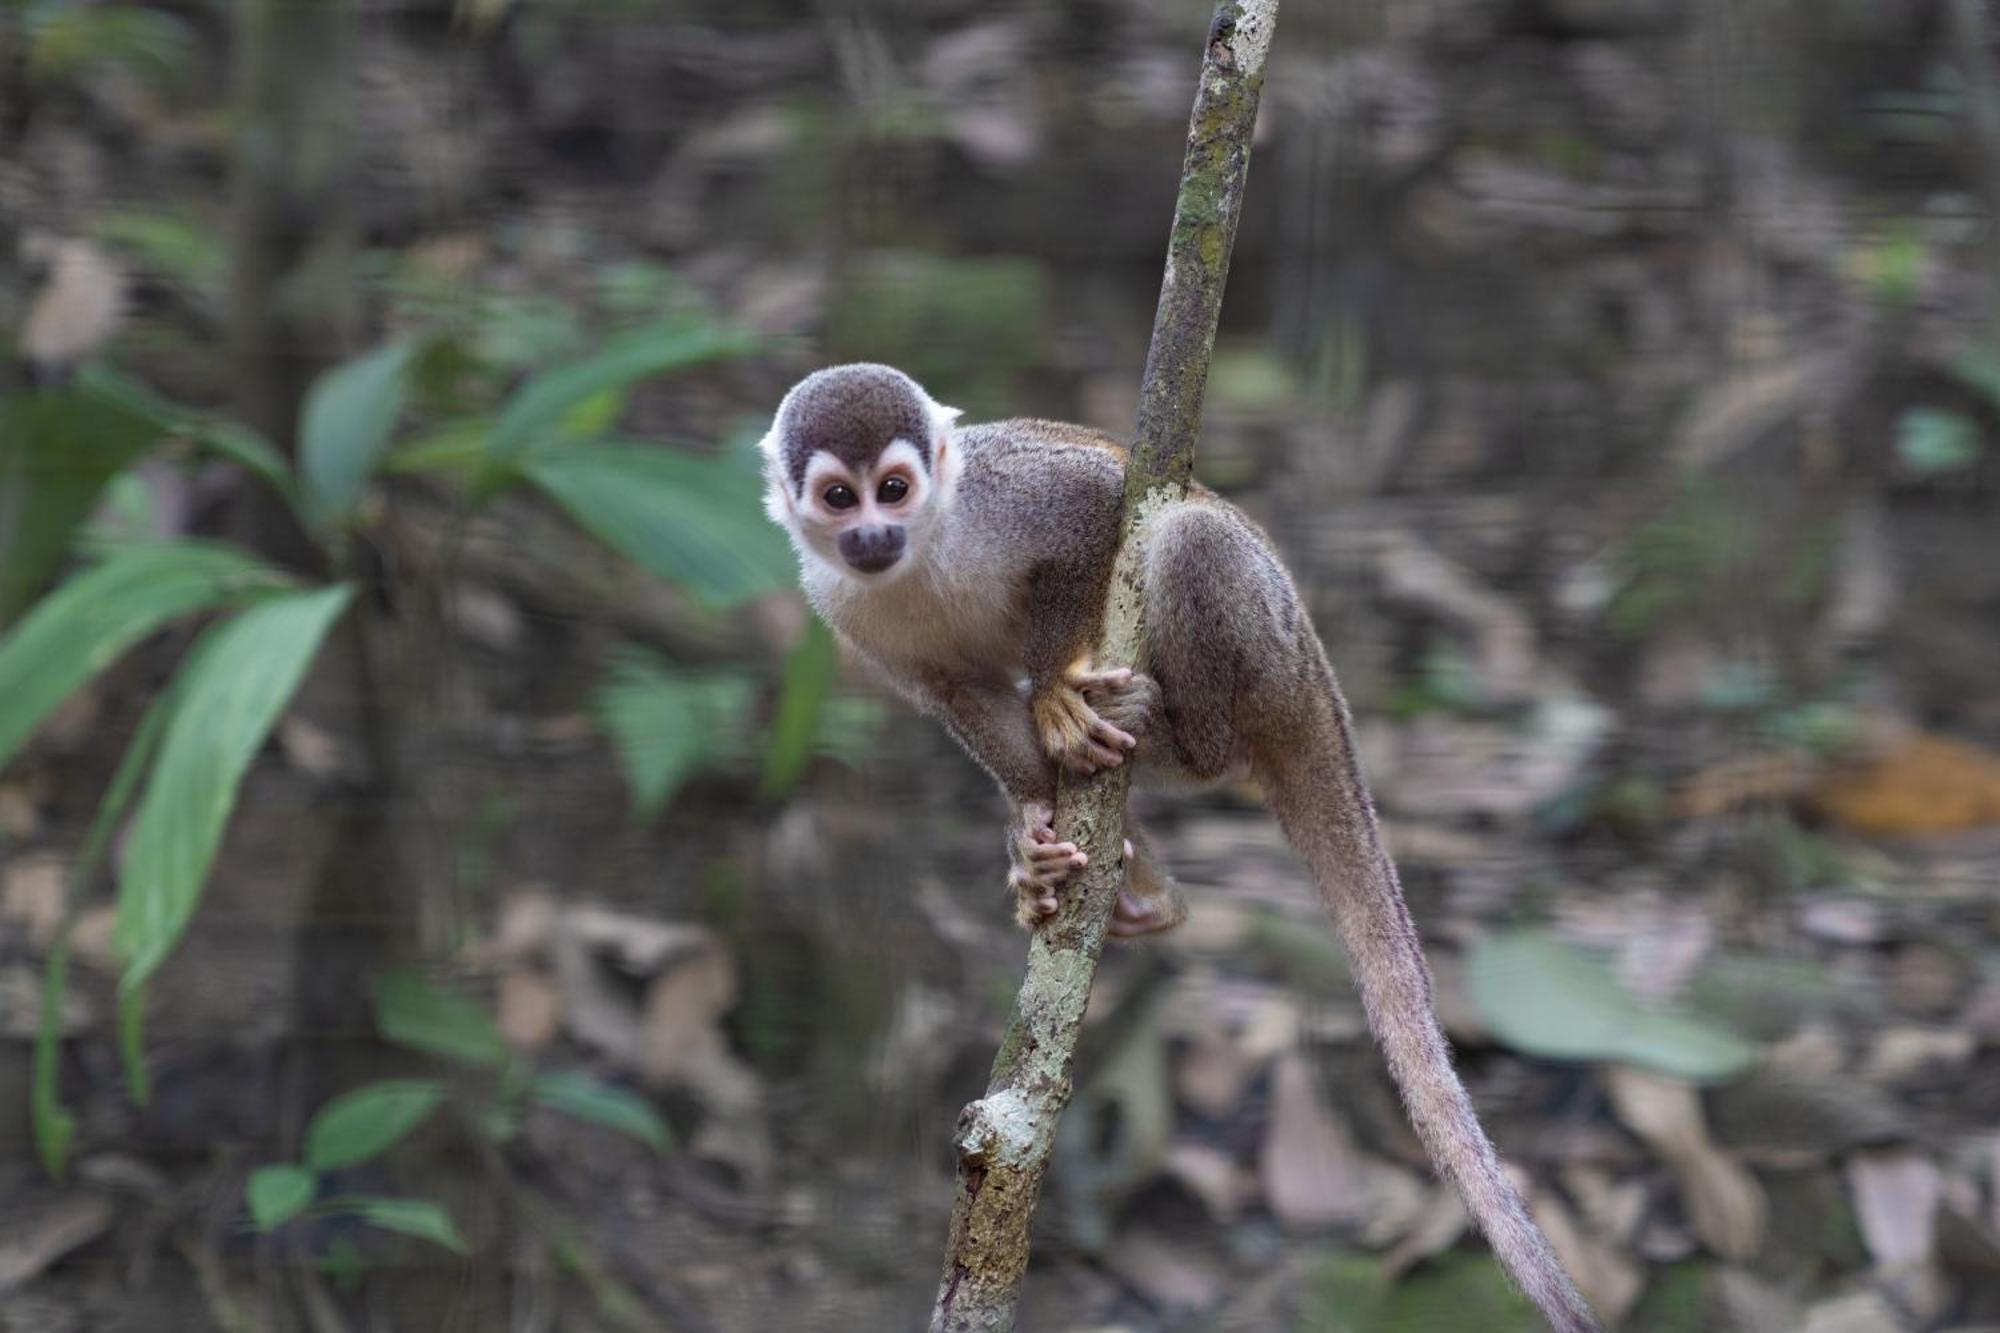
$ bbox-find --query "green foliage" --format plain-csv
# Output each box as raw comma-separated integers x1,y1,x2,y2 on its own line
1466,930,1754,1083
304,1079,446,1171
485,319,756,474
527,442,793,606
827,253,1052,415
1305,1251,1542,1332
328,1196,470,1254
33,684,175,1176
1847,224,1926,305
247,1164,318,1230
0,541,287,772
595,648,754,818
761,619,836,796
1894,406,1982,477
529,1072,671,1151
375,971,510,1069
77,367,298,506
299,342,417,529
22,2,193,87
1606,487,1755,638
96,209,227,298
0,379,179,620
115,585,355,1096
1383,651,1482,721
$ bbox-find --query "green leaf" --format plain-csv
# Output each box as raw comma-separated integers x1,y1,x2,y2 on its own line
1895,407,1982,476
383,417,493,479
529,1072,671,1151
298,341,415,528
34,682,176,1176
761,619,836,796
375,971,509,1068
0,379,174,620
114,585,354,998
527,442,794,606
71,368,297,508
303,1080,446,1172
95,209,226,296
1466,931,1754,1083
595,649,754,818
328,1195,469,1255
487,320,755,472
246,1164,318,1230
0,541,287,775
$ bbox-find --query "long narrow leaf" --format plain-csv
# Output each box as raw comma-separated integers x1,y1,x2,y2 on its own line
527,442,793,607
595,649,753,818
114,586,353,1000
0,380,172,621
304,1080,445,1171
73,367,297,507
0,542,290,775
486,321,754,472
32,683,178,1175
299,341,414,529
761,619,836,796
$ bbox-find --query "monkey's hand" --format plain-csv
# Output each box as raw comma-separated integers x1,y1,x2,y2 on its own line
1030,665,1160,775
1008,801,1086,928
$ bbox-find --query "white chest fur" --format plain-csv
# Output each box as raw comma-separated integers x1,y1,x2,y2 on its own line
805,518,1023,678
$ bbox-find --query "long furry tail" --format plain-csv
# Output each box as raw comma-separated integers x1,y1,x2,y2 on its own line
1253,659,1602,1333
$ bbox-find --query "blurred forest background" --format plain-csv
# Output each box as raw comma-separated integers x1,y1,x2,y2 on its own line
5,0,2000,1330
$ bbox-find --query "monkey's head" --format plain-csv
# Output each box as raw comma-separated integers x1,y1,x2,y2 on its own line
761,363,961,583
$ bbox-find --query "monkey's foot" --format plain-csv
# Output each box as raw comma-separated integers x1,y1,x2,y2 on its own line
1109,836,1187,939
1008,801,1085,928
1032,664,1152,774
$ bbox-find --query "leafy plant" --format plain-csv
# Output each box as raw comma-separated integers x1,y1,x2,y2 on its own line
244,972,670,1255
1894,406,1983,477
9,296,791,1174
1466,930,1754,1083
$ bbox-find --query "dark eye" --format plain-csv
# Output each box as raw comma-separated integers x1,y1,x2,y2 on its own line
878,475,909,504
823,483,858,511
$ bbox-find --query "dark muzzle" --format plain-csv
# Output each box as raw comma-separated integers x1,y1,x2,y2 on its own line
838,524,906,574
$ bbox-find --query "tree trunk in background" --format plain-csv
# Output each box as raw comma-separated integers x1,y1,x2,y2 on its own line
226,3,490,1325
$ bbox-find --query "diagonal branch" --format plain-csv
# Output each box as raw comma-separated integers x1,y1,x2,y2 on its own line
927,4,1278,1329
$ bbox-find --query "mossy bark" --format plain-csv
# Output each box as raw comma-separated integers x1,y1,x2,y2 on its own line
927,4,1277,1329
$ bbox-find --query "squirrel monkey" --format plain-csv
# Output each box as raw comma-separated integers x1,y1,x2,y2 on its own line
761,364,1600,1333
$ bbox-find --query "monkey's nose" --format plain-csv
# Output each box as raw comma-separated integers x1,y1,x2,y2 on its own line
838,524,906,574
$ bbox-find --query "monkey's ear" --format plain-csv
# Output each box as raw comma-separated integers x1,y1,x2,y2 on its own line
930,401,963,442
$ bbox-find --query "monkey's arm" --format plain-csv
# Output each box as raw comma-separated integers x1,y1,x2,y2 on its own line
890,663,1099,926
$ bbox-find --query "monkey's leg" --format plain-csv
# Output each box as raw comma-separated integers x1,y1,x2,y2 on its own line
1109,824,1187,938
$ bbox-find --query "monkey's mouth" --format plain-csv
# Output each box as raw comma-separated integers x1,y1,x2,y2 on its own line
842,550,903,575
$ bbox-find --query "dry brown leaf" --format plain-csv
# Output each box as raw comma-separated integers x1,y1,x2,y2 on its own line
0,783,40,839
21,238,124,372
1163,1142,1249,1222
1530,1185,1645,1323
0,1193,113,1293
1845,1148,1940,1270
1258,1054,1426,1240
1799,1291,1907,1333
638,943,738,1080
1607,1065,1767,1261
1,853,66,948
1815,734,2000,836
1177,1027,1262,1119
1674,751,1813,819
1380,1187,1469,1277
277,716,345,778
1104,1230,1223,1312
1862,1027,1976,1084
496,968,559,1050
